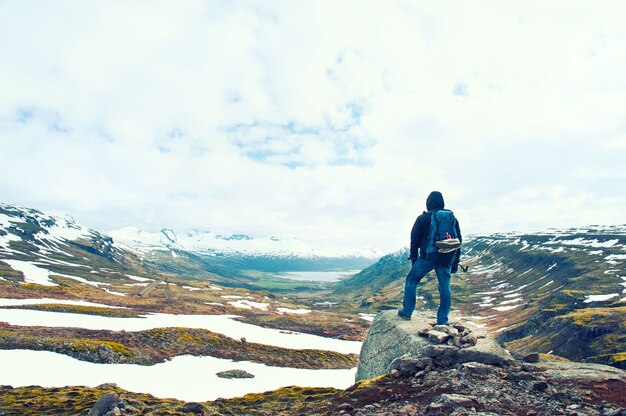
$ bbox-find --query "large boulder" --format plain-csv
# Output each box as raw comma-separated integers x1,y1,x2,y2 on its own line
356,310,514,381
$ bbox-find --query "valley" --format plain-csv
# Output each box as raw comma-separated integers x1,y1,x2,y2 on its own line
1,202,625,415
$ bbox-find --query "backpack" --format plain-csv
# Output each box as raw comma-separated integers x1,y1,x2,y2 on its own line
425,209,460,265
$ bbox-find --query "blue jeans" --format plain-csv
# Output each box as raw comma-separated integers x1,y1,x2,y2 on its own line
400,258,451,324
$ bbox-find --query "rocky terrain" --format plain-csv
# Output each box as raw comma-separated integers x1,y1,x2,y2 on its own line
1,203,625,414
2,311,625,416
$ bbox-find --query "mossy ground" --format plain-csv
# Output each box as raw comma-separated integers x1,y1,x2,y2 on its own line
0,303,142,318
0,324,358,368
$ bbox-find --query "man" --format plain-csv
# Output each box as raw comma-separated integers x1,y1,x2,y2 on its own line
398,191,462,325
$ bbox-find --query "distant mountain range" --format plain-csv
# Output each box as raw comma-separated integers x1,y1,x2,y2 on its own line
107,226,382,260
0,203,378,289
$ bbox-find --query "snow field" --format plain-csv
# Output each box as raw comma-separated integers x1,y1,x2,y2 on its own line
3,260,58,286
0,350,356,402
0,307,361,354
0,298,127,309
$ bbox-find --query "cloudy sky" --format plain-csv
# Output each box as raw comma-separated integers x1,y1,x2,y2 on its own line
1,1,625,253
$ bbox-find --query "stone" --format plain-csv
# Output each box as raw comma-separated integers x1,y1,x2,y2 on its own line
461,333,478,347
390,354,433,377
425,344,460,366
88,393,122,416
427,330,450,343
456,334,515,366
524,353,540,363
434,324,459,337
216,369,255,379
96,383,118,389
355,310,434,381
397,404,418,414
461,361,501,376
123,405,140,414
181,402,205,414
417,324,434,335
432,393,477,408
533,381,549,391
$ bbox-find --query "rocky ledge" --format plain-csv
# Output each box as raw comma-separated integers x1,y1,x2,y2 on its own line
356,310,513,381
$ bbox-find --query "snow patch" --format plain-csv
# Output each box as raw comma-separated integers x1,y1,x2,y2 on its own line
3,260,57,286
0,298,126,309
126,274,152,282
358,313,376,322
277,307,312,315
0,309,361,354
583,293,619,303
0,350,356,402
492,305,521,312
228,300,271,310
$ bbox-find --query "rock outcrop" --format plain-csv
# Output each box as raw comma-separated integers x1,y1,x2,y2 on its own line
356,310,513,380
347,309,626,415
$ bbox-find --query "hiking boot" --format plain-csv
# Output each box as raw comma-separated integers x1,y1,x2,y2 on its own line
397,310,411,320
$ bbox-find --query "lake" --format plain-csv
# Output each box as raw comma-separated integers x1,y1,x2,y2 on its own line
277,270,361,282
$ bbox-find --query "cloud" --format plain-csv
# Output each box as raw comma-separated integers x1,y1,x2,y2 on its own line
1,1,625,253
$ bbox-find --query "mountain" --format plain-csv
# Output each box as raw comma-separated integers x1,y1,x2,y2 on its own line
108,226,381,259
0,203,378,292
336,225,626,368
0,202,178,297
106,226,380,275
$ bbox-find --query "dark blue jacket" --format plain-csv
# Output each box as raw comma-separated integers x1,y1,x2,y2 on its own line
409,191,462,269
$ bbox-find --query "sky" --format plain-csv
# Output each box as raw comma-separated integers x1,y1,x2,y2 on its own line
1,1,625,254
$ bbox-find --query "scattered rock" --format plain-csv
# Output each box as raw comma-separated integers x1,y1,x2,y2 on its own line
460,361,503,376
430,393,477,408
396,404,417,414
181,402,205,414
427,329,450,344
389,354,433,377
88,393,123,416
461,333,478,347
337,402,354,411
524,353,541,363
533,381,549,391
434,324,459,337
216,369,255,379
456,335,514,366
96,383,118,389
425,344,460,366
122,404,139,414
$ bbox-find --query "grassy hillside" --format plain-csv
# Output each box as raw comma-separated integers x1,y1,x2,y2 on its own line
333,225,626,367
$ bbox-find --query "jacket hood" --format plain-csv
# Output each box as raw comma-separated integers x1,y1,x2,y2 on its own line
426,191,445,211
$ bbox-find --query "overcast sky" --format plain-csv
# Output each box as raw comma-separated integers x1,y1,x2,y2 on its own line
1,1,625,253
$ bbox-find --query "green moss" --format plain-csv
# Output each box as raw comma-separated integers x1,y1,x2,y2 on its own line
67,339,132,357
538,353,570,362
560,306,626,326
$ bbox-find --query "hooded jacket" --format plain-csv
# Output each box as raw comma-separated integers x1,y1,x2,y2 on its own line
409,191,462,268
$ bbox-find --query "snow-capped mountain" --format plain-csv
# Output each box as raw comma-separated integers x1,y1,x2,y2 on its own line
106,226,383,259
0,203,126,264
1,203,379,286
